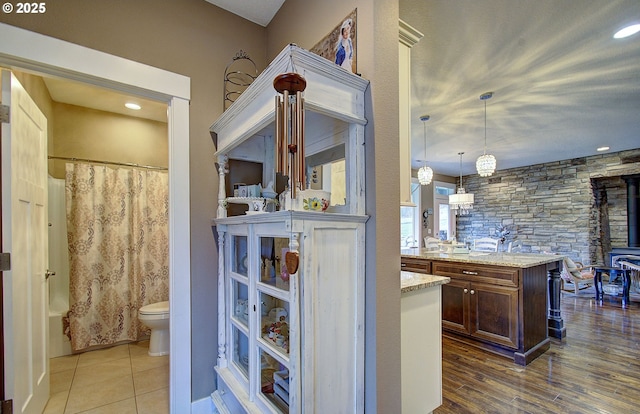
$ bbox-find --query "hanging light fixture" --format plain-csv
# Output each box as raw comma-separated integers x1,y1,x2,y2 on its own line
476,91,497,177
449,152,474,215
417,114,433,185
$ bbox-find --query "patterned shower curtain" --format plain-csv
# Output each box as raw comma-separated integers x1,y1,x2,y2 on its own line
65,163,169,352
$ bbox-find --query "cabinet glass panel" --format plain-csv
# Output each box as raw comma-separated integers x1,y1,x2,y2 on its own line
231,279,249,328
259,291,290,355
231,326,249,380
259,236,290,291
259,348,289,413
231,235,248,276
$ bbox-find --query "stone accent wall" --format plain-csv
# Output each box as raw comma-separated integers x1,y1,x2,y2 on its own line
457,149,640,264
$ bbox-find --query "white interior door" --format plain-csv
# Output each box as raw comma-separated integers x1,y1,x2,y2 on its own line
1,71,49,414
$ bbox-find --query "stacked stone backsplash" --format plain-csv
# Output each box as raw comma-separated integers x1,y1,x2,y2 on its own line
456,148,640,264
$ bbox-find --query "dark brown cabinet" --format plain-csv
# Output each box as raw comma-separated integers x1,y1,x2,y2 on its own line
401,256,431,274
424,258,553,365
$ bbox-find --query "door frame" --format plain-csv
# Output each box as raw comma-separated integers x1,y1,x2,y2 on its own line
0,23,192,413
433,180,456,240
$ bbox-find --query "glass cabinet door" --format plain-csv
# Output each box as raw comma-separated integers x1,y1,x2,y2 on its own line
231,279,249,328
231,235,248,276
256,235,291,413
258,291,290,356
258,236,291,292
231,326,249,380
258,348,289,412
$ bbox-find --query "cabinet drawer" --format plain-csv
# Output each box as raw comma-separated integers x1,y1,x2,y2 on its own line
401,257,431,274
432,261,518,287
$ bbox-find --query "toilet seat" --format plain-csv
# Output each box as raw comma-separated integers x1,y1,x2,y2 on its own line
139,301,169,318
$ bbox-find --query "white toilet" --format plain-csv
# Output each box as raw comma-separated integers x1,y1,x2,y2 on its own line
138,301,170,356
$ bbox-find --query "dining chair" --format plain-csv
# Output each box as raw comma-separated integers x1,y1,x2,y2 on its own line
424,236,440,251
473,237,499,252
507,240,523,253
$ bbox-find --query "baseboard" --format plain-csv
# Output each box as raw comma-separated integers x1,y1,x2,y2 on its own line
191,396,217,414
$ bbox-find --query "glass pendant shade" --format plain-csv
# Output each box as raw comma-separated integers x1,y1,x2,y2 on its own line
476,92,496,177
476,153,496,177
449,152,474,215
418,165,433,185
418,114,433,186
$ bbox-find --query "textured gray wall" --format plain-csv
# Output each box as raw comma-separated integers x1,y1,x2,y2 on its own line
456,149,640,264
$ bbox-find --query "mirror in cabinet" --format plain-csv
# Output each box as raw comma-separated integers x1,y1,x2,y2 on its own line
306,143,346,208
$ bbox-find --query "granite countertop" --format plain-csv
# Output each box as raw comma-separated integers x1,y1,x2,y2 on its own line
401,248,564,268
401,271,450,293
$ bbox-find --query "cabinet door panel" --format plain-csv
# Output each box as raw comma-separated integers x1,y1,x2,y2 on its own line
442,280,470,334
470,284,519,349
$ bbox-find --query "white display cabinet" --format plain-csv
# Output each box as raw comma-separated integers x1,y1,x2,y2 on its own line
213,213,367,413
210,45,369,413
211,44,369,218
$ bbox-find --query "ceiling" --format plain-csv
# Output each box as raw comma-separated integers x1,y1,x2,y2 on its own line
405,0,640,176
203,0,285,26
42,0,640,177
43,77,167,123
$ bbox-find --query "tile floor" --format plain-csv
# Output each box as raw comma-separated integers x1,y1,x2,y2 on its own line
44,341,169,414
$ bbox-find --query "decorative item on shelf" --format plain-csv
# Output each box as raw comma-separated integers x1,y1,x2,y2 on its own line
233,182,245,197
449,152,474,215
274,71,307,200
476,91,497,177
224,50,258,110
247,184,262,198
300,189,331,212
495,224,511,249
417,114,434,185
261,181,277,199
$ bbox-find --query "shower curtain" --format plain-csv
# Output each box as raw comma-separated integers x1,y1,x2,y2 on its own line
65,162,169,352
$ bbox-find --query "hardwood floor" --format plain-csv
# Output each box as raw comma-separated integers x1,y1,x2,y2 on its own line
434,293,640,414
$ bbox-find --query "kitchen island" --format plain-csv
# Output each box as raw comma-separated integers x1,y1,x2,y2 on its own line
401,249,564,365
401,271,449,414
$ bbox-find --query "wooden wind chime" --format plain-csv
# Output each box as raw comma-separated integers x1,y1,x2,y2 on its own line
273,72,307,275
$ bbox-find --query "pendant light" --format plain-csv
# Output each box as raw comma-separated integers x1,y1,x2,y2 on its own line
449,152,474,215
476,91,497,177
417,114,433,185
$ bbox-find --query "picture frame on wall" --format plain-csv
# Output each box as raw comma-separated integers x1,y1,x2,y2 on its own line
310,9,358,74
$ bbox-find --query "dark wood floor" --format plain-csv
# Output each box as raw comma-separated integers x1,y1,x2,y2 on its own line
434,292,640,414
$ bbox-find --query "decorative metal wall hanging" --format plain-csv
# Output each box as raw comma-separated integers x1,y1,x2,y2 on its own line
223,50,258,110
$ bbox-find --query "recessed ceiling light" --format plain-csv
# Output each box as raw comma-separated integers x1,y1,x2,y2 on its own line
614,23,640,39
125,102,141,110
597,146,610,152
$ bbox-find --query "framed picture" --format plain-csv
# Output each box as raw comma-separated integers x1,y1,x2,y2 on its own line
310,9,357,74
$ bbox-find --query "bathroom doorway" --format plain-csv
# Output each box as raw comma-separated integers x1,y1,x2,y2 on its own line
0,23,191,413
